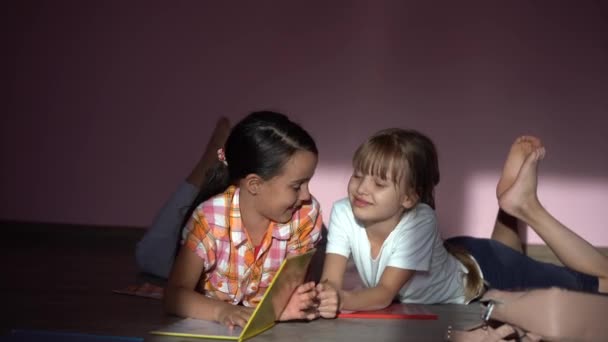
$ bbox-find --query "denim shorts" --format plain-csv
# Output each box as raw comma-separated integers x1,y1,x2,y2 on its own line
446,236,599,292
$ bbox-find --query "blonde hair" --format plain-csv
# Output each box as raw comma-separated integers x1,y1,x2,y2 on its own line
444,242,485,301
354,128,483,300
352,128,440,208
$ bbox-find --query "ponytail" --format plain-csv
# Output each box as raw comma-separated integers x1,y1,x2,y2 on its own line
175,110,317,251
179,162,230,231
444,242,485,302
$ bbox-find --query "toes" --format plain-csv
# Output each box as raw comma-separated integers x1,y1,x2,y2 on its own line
538,147,546,159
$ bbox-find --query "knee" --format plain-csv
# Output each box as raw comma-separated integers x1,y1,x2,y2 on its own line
135,239,172,278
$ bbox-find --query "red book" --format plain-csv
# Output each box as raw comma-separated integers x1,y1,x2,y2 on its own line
337,303,438,320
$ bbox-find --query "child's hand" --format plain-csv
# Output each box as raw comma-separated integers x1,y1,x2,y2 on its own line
216,303,255,328
279,281,319,321
315,281,340,318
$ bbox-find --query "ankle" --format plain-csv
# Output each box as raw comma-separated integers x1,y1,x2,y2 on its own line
518,197,543,218
513,200,549,230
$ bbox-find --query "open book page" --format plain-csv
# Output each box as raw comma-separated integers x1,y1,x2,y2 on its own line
150,318,243,339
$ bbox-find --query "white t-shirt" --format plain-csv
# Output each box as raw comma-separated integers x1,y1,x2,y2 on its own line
326,198,468,304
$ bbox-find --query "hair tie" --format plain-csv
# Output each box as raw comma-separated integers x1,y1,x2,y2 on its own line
217,148,228,166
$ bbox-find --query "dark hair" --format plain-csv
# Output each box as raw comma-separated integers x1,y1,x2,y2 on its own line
352,128,440,209
180,111,318,228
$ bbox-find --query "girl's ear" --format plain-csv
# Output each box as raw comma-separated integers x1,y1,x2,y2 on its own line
401,190,419,210
243,174,263,195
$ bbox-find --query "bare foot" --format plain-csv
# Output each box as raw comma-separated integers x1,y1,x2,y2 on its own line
496,136,543,198
491,136,543,252
497,147,545,221
186,117,231,188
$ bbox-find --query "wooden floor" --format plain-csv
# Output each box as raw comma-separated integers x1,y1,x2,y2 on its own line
1,222,169,338
1,221,482,341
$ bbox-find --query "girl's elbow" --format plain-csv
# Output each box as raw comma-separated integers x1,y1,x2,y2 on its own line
377,287,398,309
379,297,394,310
365,298,392,311
162,285,181,315
162,291,174,314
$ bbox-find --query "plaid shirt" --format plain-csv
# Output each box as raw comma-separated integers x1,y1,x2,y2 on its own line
182,185,322,307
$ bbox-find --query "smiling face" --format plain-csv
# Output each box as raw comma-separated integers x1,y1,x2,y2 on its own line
348,129,427,227
256,150,318,223
348,166,415,226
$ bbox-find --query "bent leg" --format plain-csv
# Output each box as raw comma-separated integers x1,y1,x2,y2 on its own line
185,117,231,188
491,136,542,253
491,210,525,253
447,236,599,292
499,146,608,293
135,182,199,278
135,117,231,278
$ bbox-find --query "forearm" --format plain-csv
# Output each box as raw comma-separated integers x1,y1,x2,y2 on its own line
491,288,608,341
341,285,394,311
164,285,229,322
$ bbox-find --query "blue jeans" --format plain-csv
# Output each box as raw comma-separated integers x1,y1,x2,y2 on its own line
446,236,599,292
136,182,199,278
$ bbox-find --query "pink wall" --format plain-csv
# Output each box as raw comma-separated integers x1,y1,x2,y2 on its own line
4,1,608,245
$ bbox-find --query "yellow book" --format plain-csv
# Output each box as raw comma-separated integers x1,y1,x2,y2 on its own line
150,249,316,341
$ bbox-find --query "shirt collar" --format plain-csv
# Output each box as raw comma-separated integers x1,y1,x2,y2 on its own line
227,186,293,246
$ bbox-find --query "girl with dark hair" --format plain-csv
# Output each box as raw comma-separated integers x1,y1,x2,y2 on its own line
314,131,608,319
138,112,323,327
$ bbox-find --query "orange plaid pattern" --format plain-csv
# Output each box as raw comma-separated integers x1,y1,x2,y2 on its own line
182,185,322,307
